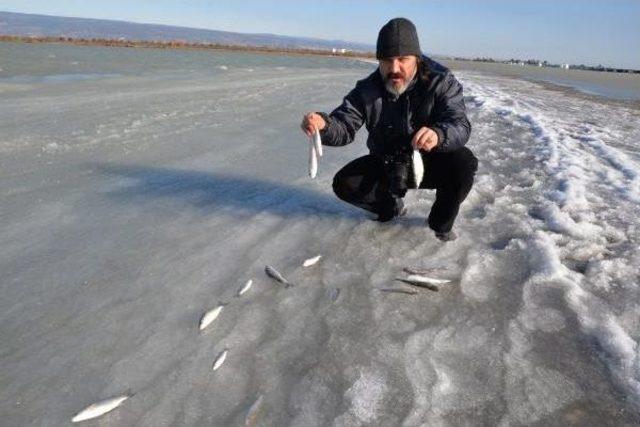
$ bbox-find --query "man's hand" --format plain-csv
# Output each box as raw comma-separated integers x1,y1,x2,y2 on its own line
411,126,439,152
301,112,326,137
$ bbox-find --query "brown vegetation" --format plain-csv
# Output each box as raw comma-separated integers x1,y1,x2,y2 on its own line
0,35,376,59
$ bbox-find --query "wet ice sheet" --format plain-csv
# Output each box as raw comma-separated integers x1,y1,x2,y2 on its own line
1,49,640,425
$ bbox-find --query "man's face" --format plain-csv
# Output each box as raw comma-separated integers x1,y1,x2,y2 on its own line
379,55,418,97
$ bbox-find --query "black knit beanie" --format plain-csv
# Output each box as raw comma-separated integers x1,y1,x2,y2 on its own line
376,18,421,59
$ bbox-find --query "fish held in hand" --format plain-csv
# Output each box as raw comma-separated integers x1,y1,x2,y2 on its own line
412,149,424,188
308,138,318,178
313,129,323,157
71,395,130,423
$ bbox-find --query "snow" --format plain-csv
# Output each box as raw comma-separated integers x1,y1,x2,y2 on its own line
1,48,640,425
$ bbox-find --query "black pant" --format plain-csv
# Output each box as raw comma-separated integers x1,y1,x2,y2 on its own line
332,147,478,232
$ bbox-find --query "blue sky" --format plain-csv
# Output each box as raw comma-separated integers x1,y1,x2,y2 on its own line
1,0,639,68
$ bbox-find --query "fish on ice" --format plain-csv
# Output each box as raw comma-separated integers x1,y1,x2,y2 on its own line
212,349,228,371
402,274,452,286
377,287,419,295
395,279,439,292
303,255,322,267
238,279,253,296
71,395,130,423
403,266,451,275
265,265,292,287
244,395,265,427
395,274,452,291
199,305,225,331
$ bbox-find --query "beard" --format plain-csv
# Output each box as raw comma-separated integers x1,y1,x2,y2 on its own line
380,67,417,97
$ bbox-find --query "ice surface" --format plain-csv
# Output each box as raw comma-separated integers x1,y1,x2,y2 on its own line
1,45,640,425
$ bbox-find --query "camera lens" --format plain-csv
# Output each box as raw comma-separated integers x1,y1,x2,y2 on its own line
387,160,409,196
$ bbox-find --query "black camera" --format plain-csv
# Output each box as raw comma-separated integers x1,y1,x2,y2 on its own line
382,151,412,196
380,126,414,197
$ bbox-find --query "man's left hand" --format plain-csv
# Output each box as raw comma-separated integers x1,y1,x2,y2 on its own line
411,127,439,152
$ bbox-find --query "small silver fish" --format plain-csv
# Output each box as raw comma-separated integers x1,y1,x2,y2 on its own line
199,305,225,331
265,265,292,287
71,395,130,423
403,274,452,286
403,267,452,275
212,349,228,371
303,255,322,267
244,395,265,427
395,278,440,292
412,149,424,188
313,129,323,157
308,138,318,178
237,279,253,296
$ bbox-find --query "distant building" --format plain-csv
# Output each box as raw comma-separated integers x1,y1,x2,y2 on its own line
561,63,570,69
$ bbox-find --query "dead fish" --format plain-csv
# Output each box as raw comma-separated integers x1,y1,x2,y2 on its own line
308,137,318,178
244,395,265,427
313,128,323,157
403,266,451,275
71,395,130,423
395,278,440,292
377,287,419,295
199,305,224,331
403,274,452,286
238,279,253,296
412,149,424,188
265,265,292,287
303,255,322,267
212,349,228,371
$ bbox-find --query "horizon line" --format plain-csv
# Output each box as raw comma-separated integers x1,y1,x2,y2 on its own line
1,9,636,70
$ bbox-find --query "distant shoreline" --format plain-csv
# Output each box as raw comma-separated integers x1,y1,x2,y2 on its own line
3,36,636,75
3,35,638,104
0,35,377,60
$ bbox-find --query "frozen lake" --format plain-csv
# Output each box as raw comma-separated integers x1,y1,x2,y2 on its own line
1,43,640,425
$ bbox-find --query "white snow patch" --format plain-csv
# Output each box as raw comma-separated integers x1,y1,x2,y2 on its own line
343,369,387,423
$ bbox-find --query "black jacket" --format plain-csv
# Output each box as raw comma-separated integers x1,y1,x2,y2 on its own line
319,55,471,155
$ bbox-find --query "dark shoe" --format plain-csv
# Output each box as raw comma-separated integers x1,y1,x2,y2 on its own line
435,230,457,241
375,199,407,222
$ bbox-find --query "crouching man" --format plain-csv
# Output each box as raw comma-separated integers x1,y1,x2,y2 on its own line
301,18,478,241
